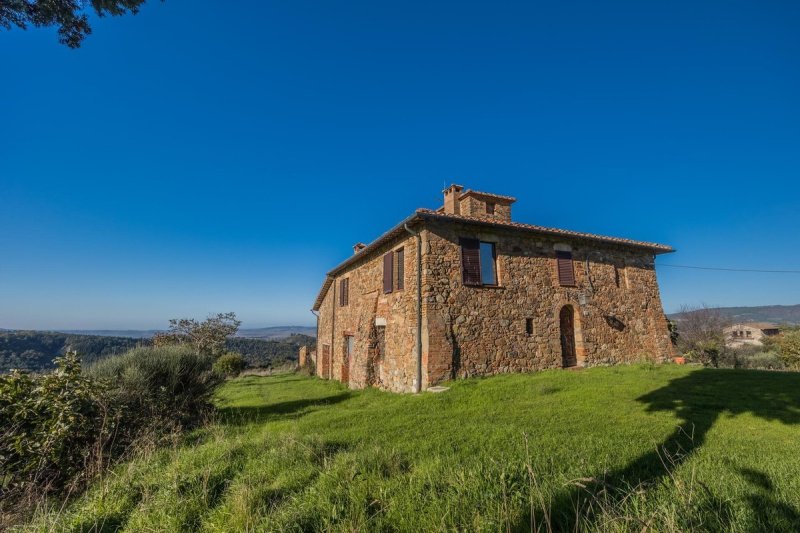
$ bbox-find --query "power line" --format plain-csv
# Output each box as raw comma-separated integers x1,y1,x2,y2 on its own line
659,264,800,274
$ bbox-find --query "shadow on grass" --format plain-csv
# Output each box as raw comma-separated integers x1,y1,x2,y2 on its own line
525,369,800,531
218,392,353,425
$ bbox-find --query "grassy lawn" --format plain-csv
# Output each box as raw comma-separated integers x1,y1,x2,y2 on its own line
24,364,800,532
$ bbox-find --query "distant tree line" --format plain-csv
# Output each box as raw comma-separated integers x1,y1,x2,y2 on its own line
0,331,142,372
0,330,315,373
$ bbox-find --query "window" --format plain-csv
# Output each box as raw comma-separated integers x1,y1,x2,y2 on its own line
556,251,576,286
383,251,394,294
525,318,534,335
460,238,497,286
339,278,349,306
396,247,405,290
613,265,621,288
486,202,495,215
480,242,497,285
746,330,752,337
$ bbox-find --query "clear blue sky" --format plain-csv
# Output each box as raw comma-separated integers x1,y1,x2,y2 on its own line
1,0,799,330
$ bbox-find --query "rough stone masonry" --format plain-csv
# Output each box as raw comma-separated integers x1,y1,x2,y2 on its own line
307,184,675,393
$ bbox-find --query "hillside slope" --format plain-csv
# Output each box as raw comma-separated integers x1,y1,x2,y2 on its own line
30,366,800,531
0,331,315,373
669,304,800,325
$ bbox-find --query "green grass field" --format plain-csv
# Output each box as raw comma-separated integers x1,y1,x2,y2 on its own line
24,365,800,532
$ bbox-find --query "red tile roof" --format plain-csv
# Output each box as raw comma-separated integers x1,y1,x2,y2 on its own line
416,209,674,253
458,189,517,203
311,209,673,310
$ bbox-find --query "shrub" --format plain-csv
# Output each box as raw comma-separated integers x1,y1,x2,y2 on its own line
213,352,246,377
738,351,785,370
88,345,223,434
772,328,800,370
0,353,114,502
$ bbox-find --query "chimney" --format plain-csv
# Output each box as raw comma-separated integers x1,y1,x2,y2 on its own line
443,184,464,215
353,242,367,254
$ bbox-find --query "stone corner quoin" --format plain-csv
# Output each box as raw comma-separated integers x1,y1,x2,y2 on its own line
303,184,675,393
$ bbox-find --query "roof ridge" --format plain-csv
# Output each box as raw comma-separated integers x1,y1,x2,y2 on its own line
416,208,673,252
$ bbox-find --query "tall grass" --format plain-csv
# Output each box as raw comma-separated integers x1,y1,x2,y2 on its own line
19,366,800,532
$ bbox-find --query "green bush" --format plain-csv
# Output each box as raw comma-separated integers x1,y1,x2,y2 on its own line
88,345,223,433
213,352,246,377
772,329,800,369
0,353,114,501
738,351,785,370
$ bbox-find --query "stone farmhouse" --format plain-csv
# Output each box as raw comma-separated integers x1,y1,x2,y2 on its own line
724,322,781,348
310,185,675,393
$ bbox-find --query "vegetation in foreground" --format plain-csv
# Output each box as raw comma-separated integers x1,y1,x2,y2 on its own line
23,365,800,532
0,330,311,373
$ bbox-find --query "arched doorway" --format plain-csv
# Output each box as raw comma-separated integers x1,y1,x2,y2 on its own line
560,305,578,368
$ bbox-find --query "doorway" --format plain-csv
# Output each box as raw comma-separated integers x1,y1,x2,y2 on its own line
321,344,331,379
560,305,578,368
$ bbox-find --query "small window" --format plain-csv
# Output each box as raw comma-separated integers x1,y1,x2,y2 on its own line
525,318,534,335
339,278,349,306
556,251,576,286
395,247,405,290
746,330,752,337
486,202,495,215
614,265,621,288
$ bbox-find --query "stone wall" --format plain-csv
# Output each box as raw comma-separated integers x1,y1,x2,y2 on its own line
316,231,421,392
421,220,674,386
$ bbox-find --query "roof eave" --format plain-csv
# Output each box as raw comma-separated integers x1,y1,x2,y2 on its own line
417,210,674,254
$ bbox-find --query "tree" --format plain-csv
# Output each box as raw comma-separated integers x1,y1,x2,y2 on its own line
674,304,730,367
0,0,150,48
152,312,241,357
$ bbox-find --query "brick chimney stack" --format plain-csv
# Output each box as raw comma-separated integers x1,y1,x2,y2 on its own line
443,184,464,215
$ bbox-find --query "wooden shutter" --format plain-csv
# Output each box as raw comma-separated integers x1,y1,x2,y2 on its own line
460,238,482,285
396,248,404,290
383,252,394,294
339,278,349,306
556,251,575,286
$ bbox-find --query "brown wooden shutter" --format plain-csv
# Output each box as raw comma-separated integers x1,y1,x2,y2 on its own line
460,238,482,285
339,278,349,306
396,248,404,290
383,252,394,293
556,251,575,286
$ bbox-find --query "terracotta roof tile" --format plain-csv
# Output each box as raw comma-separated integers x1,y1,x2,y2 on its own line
416,209,674,252
459,189,517,203
312,208,673,310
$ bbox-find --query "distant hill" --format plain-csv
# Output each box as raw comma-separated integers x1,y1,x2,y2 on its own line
669,304,800,325
57,329,160,339
237,326,316,339
53,326,316,340
0,330,316,373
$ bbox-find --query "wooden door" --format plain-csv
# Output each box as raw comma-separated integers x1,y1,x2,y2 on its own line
322,345,331,379
560,306,577,368
342,335,353,384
